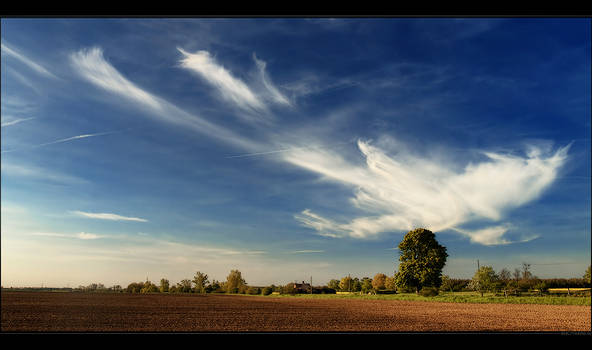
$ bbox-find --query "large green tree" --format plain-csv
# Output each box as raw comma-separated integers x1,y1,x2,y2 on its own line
394,228,448,294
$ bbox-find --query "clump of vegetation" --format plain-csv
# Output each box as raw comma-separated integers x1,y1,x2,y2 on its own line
420,287,439,297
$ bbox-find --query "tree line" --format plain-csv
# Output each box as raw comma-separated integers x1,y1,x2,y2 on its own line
72,228,591,297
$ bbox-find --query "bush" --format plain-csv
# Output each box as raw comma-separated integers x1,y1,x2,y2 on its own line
420,287,439,297
281,283,297,295
261,287,273,296
246,287,260,295
316,286,336,294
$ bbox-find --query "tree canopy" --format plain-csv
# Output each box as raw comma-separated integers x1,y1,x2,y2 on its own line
226,269,246,293
394,228,448,293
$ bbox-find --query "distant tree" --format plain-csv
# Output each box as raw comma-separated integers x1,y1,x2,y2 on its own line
339,276,353,292
351,278,362,292
384,276,397,291
471,266,498,297
512,268,522,282
159,279,169,293
127,282,144,293
394,228,448,293
193,271,209,294
372,273,387,291
281,282,297,294
169,285,178,293
328,279,340,291
177,279,193,293
498,268,511,283
361,277,373,294
584,266,591,284
533,279,548,296
261,286,273,296
440,275,453,292
521,263,533,280
226,270,246,293
141,281,159,293
209,280,222,293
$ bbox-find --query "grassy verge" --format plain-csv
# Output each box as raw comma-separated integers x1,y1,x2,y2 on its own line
263,292,591,306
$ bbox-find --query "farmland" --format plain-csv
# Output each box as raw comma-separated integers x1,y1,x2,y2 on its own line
1,291,590,332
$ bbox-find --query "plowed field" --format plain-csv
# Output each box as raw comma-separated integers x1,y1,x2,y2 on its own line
1,292,590,332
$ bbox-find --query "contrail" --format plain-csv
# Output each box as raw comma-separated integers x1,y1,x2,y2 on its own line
1,117,36,127
225,140,355,159
1,129,129,153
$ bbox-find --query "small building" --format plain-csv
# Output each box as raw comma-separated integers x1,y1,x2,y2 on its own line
293,281,312,293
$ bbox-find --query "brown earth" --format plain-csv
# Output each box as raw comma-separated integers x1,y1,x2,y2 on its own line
1,291,590,332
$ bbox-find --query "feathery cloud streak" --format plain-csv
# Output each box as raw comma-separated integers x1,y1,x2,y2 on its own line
1,43,58,79
252,53,292,107
30,232,103,240
69,47,261,152
72,211,148,222
290,139,570,244
177,48,267,116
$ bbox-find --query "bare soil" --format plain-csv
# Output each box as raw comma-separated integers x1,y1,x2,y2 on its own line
1,291,590,332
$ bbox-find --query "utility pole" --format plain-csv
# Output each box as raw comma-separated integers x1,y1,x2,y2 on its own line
477,259,480,271
310,276,313,295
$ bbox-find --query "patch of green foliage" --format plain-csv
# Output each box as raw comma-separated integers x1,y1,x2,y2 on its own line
262,291,590,306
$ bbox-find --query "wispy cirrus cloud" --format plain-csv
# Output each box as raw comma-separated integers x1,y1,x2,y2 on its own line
72,211,148,222
0,162,89,185
252,53,291,107
177,48,266,114
290,139,570,245
30,232,103,240
1,43,57,79
451,225,539,246
70,47,261,152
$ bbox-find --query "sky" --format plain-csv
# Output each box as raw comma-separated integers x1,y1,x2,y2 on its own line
1,18,590,288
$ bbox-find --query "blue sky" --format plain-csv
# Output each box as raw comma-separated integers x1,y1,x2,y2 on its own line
1,18,590,288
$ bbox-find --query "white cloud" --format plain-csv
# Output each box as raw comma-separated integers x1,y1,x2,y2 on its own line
291,250,325,253
290,139,570,245
77,232,102,240
1,43,57,79
72,211,148,222
252,53,291,107
178,48,267,115
30,232,103,240
70,47,261,152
